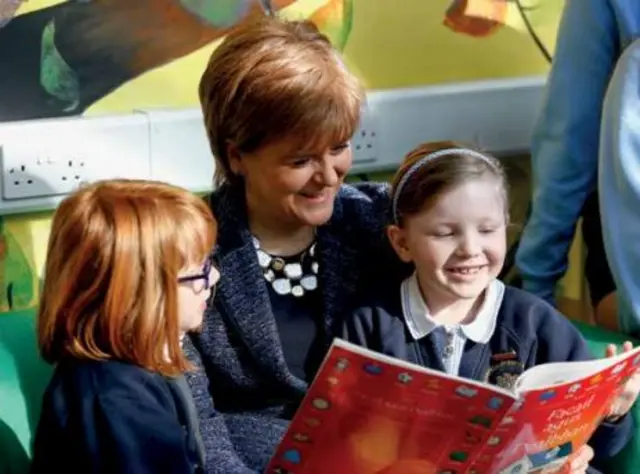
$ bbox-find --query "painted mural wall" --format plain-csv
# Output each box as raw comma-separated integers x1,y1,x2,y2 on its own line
0,0,564,313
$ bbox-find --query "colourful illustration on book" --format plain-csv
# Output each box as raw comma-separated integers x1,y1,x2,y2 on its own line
0,216,35,312
266,340,640,474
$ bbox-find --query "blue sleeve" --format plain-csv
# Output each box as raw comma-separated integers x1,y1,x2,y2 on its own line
590,415,634,465
599,39,640,335
342,306,379,349
530,303,634,460
93,384,198,474
342,304,410,360
516,0,619,305
182,337,256,474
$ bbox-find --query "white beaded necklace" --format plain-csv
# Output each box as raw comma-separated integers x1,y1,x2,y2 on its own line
252,236,319,297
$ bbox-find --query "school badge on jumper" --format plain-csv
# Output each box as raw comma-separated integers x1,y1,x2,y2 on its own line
484,350,524,391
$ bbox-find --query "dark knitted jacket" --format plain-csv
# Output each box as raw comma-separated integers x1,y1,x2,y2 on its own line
183,182,407,473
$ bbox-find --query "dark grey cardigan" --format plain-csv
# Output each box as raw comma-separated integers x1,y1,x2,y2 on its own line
183,182,407,473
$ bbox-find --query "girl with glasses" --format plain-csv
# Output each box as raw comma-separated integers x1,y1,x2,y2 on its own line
31,179,219,474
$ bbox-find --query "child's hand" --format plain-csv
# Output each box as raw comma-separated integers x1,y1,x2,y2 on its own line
605,342,640,421
569,445,593,473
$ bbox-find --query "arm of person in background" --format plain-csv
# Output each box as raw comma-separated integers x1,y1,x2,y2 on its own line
599,38,640,336
516,0,619,305
182,337,257,474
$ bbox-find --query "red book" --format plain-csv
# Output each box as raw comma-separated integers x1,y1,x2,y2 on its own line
266,339,640,474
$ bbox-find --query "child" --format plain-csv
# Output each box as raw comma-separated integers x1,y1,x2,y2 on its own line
30,180,219,474
343,142,639,474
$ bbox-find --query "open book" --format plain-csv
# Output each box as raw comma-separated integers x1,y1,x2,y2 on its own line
266,339,640,474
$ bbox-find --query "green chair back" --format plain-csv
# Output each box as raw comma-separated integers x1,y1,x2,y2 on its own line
0,309,52,474
573,321,640,473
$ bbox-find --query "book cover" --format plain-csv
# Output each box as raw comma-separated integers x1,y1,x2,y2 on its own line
266,339,640,474
473,353,637,473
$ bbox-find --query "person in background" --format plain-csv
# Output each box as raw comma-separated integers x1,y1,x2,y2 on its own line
344,141,639,474
184,15,407,474
515,0,640,333
599,38,640,337
30,179,219,474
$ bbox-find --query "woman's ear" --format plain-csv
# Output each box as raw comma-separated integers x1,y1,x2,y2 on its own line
387,224,413,263
226,141,244,177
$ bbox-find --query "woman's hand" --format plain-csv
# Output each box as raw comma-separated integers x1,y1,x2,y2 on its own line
569,445,593,473
605,342,640,421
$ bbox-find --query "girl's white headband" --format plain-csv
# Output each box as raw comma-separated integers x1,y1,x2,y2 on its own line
391,148,496,223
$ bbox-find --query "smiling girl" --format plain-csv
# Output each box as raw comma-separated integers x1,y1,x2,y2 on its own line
343,141,638,474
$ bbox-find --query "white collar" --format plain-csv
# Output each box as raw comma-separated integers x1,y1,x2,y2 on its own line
400,272,504,343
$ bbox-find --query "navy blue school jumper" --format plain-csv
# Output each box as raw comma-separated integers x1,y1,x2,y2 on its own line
343,284,634,472
30,359,204,474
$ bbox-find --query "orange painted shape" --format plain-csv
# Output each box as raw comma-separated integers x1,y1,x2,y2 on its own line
444,0,508,38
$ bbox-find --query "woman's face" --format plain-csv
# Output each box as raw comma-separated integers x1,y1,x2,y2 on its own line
231,136,352,229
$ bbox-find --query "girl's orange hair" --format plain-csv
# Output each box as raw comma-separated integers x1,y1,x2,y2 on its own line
38,179,216,376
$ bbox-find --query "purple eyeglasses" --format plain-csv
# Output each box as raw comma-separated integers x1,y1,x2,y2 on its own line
178,258,217,295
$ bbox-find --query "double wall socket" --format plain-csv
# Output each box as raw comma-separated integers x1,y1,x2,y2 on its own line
1,144,90,200
0,114,151,213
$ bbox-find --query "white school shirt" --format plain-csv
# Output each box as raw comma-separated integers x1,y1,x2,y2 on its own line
400,273,505,376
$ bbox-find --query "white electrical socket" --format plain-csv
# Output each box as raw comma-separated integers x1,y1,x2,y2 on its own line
1,143,91,200
351,107,380,172
0,113,151,212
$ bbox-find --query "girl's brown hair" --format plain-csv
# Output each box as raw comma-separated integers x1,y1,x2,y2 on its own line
38,179,217,377
391,141,508,225
199,15,364,186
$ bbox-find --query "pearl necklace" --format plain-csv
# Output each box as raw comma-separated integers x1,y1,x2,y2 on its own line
252,236,319,297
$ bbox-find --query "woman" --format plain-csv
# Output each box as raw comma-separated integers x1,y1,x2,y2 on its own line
184,15,406,474
31,180,219,473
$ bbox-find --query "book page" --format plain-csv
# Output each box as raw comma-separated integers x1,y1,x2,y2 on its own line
266,340,517,474
467,347,640,474
514,346,640,393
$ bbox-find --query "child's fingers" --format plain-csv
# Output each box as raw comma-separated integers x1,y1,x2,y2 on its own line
606,342,635,357
570,445,593,473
